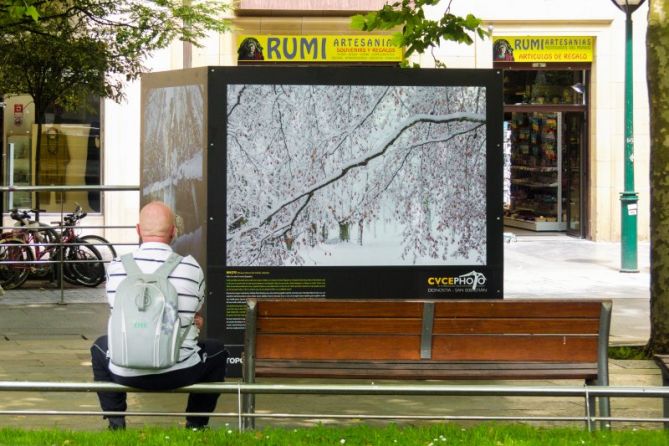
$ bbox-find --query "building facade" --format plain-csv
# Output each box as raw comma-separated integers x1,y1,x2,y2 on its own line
5,0,647,244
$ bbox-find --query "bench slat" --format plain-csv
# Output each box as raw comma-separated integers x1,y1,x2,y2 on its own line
256,317,599,335
255,360,598,380
258,317,422,335
255,300,603,319
256,334,421,360
432,335,598,362
434,318,599,334
255,359,599,370
255,369,598,380
433,301,602,318
257,301,423,317
254,334,598,362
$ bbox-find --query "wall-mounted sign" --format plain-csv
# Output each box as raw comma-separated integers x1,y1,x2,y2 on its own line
13,103,23,125
493,36,594,63
237,35,403,63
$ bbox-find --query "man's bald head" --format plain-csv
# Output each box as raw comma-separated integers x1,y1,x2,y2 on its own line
137,201,176,244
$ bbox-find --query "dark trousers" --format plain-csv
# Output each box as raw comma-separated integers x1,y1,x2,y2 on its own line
91,335,227,427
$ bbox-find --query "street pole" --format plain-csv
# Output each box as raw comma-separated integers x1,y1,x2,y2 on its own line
620,7,639,273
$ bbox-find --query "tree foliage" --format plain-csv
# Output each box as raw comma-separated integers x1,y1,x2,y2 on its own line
0,18,110,121
351,0,487,66
1,0,41,23
0,0,230,115
0,0,230,46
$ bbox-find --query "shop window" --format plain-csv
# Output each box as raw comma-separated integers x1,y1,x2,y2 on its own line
503,70,585,105
4,95,102,214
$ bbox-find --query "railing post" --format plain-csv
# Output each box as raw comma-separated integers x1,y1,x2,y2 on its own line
242,299,258,430
584,381,595,432
58,197,65,306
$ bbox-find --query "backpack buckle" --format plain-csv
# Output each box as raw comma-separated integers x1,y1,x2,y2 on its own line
136,288,151,311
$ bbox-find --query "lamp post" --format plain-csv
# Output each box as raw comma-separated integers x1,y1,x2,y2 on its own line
611,0,645,273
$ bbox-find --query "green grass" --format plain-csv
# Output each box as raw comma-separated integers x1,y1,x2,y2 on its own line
1,424,668,446
609,345,651,360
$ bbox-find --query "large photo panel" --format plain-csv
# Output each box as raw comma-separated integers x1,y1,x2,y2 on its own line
207,67,503,354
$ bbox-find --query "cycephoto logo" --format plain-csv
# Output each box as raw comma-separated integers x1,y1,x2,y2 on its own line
427,271,487,291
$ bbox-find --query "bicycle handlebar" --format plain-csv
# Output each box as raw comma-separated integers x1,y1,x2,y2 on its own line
10,206,88,227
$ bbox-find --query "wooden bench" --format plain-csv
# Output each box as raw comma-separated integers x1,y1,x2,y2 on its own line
653,355,669,428
242,298,612,429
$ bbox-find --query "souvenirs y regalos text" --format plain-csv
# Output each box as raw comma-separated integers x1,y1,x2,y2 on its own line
237,35,403,63
493,36,594,63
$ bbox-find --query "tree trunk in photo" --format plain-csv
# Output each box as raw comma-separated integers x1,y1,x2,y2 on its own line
647,0,669,354
339,221,350,242
284,233,294,251
357,219,364,246
308,223,317,247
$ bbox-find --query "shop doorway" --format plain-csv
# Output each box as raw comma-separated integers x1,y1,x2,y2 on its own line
503,111,586,237
498,66,589,238
563,112,586,237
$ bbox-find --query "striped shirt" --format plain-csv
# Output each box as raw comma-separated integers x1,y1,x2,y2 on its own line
106,242,205,377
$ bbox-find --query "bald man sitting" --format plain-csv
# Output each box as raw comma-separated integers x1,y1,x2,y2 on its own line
90,201,227,430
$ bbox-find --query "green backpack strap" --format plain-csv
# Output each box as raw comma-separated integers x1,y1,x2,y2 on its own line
120,253,141,276
120,252,183,278
153,252,183,279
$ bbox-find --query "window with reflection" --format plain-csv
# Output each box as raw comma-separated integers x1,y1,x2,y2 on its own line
3,95,101,214
503,70,586,105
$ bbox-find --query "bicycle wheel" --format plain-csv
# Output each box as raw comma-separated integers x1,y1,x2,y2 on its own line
0,238,33,289
59,245,79,287
63,240,106,287
30,226,60,279
79,235,117,264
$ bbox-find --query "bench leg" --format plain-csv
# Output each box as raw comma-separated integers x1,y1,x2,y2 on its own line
598,392,611,431
241,391,256,430
585,394,596,431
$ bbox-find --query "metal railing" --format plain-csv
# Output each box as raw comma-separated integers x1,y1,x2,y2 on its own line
1,381,669,431
0,185,139,303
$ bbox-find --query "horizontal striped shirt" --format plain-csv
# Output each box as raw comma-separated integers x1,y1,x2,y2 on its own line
106,242,205,377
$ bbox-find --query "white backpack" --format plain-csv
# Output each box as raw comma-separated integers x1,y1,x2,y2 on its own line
108,252,184,369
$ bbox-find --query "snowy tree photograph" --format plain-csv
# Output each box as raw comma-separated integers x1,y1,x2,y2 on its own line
225,83,488,267
142,83,206,262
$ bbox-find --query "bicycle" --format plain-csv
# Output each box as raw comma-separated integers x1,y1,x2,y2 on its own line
54,206,111,287
0,207,112,289
54,205,120,287
0,209,58,289
78,234,117,267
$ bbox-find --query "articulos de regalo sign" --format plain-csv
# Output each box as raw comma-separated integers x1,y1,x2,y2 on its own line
493,36,594,63
237,35,403,63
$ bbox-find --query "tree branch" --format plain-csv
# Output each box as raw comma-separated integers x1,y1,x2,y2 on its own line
227,111,486,242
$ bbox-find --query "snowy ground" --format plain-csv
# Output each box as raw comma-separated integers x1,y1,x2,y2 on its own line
293,222,483,266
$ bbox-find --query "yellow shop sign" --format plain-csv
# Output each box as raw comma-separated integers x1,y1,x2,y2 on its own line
237,35,403,63
493,36,594,63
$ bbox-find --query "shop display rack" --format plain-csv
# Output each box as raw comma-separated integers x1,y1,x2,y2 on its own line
504,113,566,231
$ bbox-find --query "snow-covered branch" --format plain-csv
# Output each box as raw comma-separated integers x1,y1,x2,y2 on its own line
227,85,246,118
324,86,391,157
227,111,485,242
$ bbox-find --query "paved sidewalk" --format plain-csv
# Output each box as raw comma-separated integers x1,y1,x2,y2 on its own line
504,235,650,345
0,234,651,344
0,235,658,430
